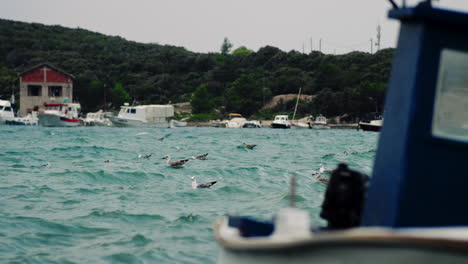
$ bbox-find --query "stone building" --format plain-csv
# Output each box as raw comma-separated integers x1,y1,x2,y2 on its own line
18,63,74,116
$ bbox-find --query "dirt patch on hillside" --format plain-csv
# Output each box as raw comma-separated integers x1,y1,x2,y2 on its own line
262,94,314,110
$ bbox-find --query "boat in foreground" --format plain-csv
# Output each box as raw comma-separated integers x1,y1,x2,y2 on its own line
271,115,291,129
38,103,81,127
215,2,468,263
108,103,174,128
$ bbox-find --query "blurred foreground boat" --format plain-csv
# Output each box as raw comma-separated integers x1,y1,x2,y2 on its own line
215,2,468,263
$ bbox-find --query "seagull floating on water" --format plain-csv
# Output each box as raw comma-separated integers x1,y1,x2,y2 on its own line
243,143,257,149
104,160,111,163
319,164,333,174
192,153,208,160
163,155,189,167
191,176,217,189
42,162,51,167
157,137,164,141
138,154,152,159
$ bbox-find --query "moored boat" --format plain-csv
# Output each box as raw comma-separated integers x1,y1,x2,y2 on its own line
108,103,174,128
0,99,15,124
271,115,291,129
82,110,112,126
38,103,81,127
242,120,262,128
5,112,38,126
310,114,330,129
222,113,247,128
359,119,383,132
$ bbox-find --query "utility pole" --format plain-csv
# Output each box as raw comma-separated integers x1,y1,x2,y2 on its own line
376,24,381,52
310,37,313,53
319,38,322,52
302,43,305,54
370,38,373,54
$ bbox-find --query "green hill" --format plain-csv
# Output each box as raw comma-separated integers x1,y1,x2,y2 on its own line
0,18,393,119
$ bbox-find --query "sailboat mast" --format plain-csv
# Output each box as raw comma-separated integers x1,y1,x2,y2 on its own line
292,87,302,121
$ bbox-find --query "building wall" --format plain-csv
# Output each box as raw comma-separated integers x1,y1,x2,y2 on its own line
19,66,73,116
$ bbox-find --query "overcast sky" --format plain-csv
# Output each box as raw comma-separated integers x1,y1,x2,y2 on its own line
2,0,468,54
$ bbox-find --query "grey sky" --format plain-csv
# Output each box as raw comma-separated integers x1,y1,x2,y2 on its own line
1,0,468,54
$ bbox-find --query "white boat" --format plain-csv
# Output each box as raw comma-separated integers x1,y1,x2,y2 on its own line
359,119,383,132
242,120,262,128
171,119,188,127
5,112,38,126
292,116,313,129
222,114,247,128
82,110,112,126
311,114,330,129
108,104,174,128
271,115,291,129
0,99,15,124
38,103,82,127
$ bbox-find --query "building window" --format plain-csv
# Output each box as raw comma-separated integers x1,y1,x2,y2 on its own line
27,85,42,96
48,86,62,97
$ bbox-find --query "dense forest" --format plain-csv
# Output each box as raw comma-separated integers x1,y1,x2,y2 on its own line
0,18,393,121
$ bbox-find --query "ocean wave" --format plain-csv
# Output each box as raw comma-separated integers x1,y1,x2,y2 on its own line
84,210,166,223
173,213,203,224
321,153,336,159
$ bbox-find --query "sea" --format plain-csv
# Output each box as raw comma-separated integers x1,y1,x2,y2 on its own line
0,126,379,264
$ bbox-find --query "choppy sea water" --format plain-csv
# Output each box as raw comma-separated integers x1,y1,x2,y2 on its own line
0,126,378,263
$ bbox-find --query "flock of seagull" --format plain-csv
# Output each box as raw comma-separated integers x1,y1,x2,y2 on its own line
132,141,259,189
40,133,346,187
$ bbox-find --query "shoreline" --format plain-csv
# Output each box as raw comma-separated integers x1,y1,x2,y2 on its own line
185,121,358,129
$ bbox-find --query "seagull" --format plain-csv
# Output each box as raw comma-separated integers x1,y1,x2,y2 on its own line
42,162,51,167
104,160,111,163
138,154,152,159
319,164,333,174
191,176,217,189
243,143,257,149
315,173,329,184
156,137,164,141
192,153,208,160
163,155,189,167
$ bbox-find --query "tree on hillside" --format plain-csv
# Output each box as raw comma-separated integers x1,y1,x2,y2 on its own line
232,46,253,56
220,37,233,55
225,73,263,116
191,84,215,114
111,82,131,108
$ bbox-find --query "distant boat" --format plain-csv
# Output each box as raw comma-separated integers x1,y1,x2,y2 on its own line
6,111,38,126
311,114,330,129
271,115,291,129
108,103,174,128
359,119,383,132
82,110,112,126
292,116,313,129
171,120,188,127
222,113,247,128
0,99,15,124
38,103,82,127
242,120,262,128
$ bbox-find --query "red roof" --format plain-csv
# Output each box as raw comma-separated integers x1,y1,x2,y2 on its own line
19,63,75,79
